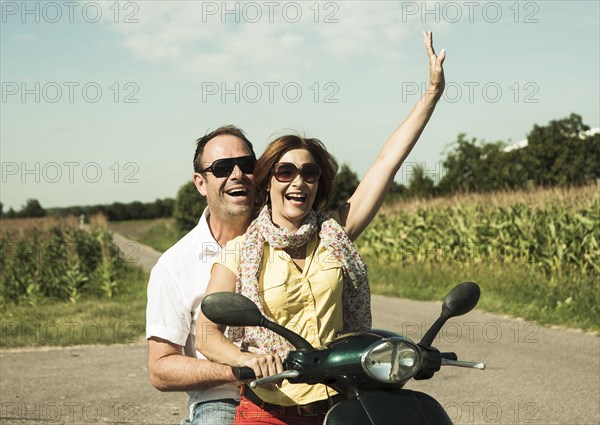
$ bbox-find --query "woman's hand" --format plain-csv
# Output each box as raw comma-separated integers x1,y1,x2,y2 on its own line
423,30,446,98
240,352,285,383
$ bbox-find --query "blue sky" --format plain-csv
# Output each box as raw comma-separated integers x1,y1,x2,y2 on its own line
1,0,599,210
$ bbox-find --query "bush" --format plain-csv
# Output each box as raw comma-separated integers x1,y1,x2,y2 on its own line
174,181,207,235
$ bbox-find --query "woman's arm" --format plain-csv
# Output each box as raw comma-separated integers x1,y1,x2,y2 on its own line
195,264,284,379
340,31,446,240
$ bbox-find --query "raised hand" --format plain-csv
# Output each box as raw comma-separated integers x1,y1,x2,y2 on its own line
423,31,446,96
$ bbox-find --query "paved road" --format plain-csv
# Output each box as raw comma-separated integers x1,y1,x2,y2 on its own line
112,231,163,273
1,235,598,424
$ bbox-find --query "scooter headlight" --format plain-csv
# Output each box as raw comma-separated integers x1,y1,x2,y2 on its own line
361,337,422,384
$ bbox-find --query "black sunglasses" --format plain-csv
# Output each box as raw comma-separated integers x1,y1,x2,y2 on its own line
200,156,256,178
272,162,321,184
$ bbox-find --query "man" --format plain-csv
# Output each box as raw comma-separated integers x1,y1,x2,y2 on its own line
146,125,256,425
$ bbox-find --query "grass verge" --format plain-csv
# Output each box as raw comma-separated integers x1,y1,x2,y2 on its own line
365,255,599,332
108,218,179,253
1,266,148,348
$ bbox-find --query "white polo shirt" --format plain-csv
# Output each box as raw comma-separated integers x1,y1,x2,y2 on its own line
146,208,240,417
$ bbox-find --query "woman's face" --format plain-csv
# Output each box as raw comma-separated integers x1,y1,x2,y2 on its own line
269,149,320,232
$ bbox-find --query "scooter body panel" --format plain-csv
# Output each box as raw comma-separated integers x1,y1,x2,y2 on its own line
287,329,407,391
324,389,453,425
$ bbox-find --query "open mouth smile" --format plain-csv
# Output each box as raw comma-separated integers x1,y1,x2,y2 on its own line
285,192,308,205
225,187,249,198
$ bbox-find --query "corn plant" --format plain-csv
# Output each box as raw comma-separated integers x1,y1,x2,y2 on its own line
0,219,128,305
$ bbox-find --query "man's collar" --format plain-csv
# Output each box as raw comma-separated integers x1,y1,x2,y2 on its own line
198,207,220,257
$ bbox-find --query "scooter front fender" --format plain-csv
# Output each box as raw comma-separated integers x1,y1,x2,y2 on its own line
324,389,453,425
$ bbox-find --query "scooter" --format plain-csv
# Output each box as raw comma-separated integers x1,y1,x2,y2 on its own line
201,281,486,424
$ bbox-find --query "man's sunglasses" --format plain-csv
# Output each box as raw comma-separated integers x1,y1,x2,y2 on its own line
200,156,256,178
272,162,321,184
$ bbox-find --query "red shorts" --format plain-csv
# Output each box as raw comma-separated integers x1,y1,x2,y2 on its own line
233,394,326,425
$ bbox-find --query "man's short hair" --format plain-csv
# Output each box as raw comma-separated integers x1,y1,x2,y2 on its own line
193,125,255,173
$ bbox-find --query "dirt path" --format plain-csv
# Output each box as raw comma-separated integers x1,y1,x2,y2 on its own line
111,232,163,273
1,234,598,424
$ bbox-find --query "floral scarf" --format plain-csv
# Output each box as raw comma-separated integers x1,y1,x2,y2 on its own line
227,205,371,360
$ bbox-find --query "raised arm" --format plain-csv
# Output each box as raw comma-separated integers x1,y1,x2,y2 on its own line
340,31,446,240
195,264,284,379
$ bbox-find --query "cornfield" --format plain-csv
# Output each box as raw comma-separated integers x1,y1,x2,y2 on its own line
357,185,599,277
0,215,126,306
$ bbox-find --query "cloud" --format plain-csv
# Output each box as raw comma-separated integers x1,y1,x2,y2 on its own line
106,1,426,80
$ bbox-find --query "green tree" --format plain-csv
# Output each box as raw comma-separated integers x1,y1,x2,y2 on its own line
154,198,175,217
107,202,128,221
385,180,407,203
390,181,407,195
474,141,526,191
406,164,436,198
331,164,360,210
579,130,600,183
437,134,529,194
20,199,46,218
437,134,483,194
174,181,207,235
523,113,600,186
128,201,145,219
6,207,17,219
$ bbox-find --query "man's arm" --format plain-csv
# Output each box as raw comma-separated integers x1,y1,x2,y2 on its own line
148,336,237,391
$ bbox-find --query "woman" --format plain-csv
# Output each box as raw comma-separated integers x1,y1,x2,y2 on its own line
196,31,446,424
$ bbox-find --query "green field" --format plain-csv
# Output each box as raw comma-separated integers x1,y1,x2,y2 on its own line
1,267,147,347
108,185,598,331
358,185,599,331
1,216,149,347
1,185,597,348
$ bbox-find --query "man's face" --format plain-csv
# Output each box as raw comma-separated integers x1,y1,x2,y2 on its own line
193,135,255,221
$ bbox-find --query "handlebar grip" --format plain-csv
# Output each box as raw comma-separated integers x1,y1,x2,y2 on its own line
441,352,458,361
233,367,256,381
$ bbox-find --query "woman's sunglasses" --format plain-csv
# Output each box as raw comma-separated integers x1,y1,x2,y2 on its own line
200,156,256,178
272,162,321,184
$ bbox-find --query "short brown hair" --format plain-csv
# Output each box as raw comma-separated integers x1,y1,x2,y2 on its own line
193,125,255,173
254,134,338,211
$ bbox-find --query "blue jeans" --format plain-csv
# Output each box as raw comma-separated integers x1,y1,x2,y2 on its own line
181,399,239,425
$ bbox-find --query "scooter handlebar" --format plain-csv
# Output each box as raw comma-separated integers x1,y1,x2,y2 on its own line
233,367,256,381
441,352,458,361
233,367,303,387
249,370,302,388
